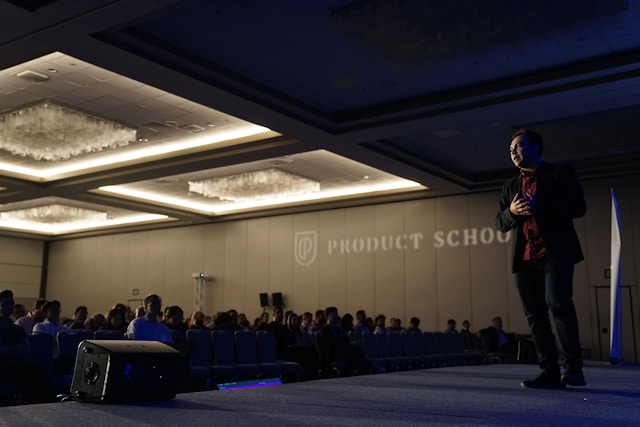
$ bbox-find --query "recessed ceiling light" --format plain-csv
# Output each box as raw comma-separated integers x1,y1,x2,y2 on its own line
16,70,49,83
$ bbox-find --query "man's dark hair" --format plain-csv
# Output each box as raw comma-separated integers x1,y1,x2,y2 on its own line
512,128,544,155
0,289,13,299
42,300,60,313
325,306,338,317
165,305,183,318
143,293,161,306
74,306,87,315
214,311,232,326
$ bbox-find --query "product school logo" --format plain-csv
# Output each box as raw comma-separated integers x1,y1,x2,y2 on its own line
294,231,317,266
294,230,424,266
295,227,509,266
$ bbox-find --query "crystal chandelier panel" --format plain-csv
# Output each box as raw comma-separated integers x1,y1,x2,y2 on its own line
0,204,108,225
0,101,137,161
188,168,320,202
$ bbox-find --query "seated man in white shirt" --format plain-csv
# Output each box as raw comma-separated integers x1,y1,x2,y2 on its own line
15,297,47,335
126,293,173,344
32,299,72,374
127,293,191,391
32,300,69,338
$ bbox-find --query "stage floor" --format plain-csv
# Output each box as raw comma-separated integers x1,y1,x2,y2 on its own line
3,362,640,426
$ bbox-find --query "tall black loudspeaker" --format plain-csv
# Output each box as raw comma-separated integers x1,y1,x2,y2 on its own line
71,340,180,403
259,293,269,307
272,292,283,307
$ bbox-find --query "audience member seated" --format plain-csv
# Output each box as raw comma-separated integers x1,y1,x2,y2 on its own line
373,314,388,334
32,300,69,341
211,311,242,332
163,305,188,335
135,305,146,318
112,303,132,326
352,310,369,341
282,312,318,380
15,298,46,335
0,289,53,405
300,311,313,334
64,306,88,329
267,306,291,355
227,309,240,328
444,318,458,334
187,311,207,330
84,313,106,332
252,312,270,331
11,303,27,323
389,317,405,333
237,312,251,330
101,307,127,332
479,316,518,359
340,312,355,334
126,294,173,343
163,305,193,381
366,317,375,332
318,306,372,378
405,317,422,334
309,309,326,333
285,312,306,347
460,320,472,334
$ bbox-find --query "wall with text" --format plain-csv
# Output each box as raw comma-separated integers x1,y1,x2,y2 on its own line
9,173,639,361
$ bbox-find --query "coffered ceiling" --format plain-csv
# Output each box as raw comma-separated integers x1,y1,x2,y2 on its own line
1,0,639,238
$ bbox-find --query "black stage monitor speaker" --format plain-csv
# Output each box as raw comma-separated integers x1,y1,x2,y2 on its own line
259,293,269,307
71,340,180,403
272,292,283,307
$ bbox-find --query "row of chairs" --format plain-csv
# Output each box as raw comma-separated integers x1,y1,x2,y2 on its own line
358,331,485,373
21,329,303,397
187,329,302,389
15,329,517,402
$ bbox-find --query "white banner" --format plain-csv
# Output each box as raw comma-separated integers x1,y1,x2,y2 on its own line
610,188,622,363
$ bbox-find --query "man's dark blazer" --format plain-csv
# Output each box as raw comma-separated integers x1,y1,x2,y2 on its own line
496,161,587,272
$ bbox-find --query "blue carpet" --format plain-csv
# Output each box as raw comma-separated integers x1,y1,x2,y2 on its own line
2,362,639,426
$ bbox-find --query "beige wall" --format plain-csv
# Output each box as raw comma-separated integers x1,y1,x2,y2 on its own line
0,237,43,308
34,173,640,361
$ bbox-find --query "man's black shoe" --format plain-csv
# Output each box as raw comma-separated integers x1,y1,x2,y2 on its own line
561,369,587,386
521,370,565,389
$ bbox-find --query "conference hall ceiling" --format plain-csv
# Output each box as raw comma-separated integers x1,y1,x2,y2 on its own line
0,0,639,238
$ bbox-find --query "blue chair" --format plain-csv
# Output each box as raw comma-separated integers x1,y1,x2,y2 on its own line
361,332,388,373
211,330,261,380
235,330,281,378
375,332,402,371
388,332,414,370
56,329,93,375
187,329,235,388
255,330,302,382
29,333,72,395
424,332,447,367
399,332,426,369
